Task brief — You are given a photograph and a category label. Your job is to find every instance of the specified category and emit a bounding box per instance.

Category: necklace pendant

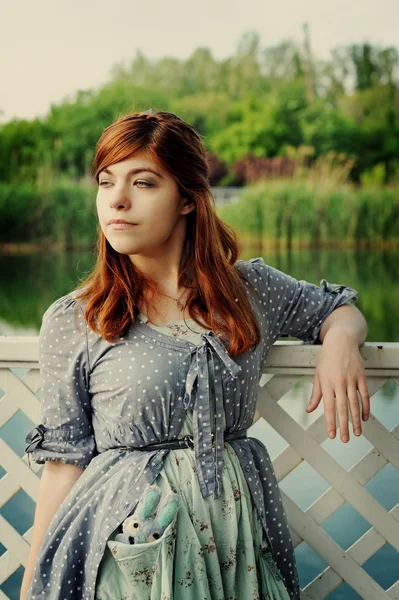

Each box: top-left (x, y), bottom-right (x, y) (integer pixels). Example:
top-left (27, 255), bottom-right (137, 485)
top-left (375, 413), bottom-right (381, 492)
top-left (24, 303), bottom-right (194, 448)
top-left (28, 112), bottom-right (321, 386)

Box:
top-left (176, 300), bottom-right (184, 310)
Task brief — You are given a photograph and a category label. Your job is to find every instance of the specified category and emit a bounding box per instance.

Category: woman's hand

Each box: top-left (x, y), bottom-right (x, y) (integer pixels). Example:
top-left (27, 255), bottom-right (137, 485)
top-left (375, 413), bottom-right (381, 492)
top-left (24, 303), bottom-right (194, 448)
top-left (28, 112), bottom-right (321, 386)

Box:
top-left (305, 330), bottom-right (370, 442)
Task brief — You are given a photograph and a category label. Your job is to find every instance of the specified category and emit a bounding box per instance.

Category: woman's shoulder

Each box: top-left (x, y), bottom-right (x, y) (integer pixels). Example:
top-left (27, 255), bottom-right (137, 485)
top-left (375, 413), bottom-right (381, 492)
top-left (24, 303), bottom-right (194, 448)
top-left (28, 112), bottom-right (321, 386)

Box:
top-left (235, 256), bottom-right (269, 286)
top-left (41, 287), bottom-right (89, 338)
top-left (235, 256), bottom-right (269, 271)
top-left (43, 288), bottom-right (84, 314)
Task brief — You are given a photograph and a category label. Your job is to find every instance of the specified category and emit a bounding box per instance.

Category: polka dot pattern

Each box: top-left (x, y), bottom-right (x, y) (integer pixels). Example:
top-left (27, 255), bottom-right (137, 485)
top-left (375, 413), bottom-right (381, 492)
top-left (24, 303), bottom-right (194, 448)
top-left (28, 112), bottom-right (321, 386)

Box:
top-left (237, 257), bottom-right (359, 371)
top-left (23, 257), bottom-right (358, 600)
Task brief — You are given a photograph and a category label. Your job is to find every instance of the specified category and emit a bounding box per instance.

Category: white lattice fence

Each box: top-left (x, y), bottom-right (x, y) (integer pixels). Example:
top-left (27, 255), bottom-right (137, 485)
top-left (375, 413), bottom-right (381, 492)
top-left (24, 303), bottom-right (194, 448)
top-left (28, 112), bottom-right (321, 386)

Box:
top-left (255, 341), bottom-right (399, 600)
top-left (0, 337), bottom-right (398, 600)
top-left (0, 337), bottom-right (43, 600)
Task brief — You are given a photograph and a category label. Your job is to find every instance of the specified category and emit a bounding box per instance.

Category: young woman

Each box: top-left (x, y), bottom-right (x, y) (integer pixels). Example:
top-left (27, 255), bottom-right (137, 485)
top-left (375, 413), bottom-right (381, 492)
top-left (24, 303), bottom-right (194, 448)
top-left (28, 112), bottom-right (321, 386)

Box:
top-left (21, 110), bottom-right (369, 600)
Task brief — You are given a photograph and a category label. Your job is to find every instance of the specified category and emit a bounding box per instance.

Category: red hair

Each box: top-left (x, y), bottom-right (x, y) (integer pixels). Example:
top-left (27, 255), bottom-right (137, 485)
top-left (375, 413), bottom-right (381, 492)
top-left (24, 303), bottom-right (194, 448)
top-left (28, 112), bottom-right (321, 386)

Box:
top-left (75, 110), bottom-right (261, 356)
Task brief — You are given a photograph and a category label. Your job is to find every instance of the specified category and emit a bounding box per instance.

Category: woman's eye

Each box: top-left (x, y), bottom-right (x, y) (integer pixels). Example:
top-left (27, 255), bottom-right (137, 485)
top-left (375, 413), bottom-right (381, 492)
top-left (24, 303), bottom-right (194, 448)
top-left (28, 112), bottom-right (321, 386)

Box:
top-left (135, 181), bottom-right (152, 187)
top-left (98, 180), bottom-right (153, 188)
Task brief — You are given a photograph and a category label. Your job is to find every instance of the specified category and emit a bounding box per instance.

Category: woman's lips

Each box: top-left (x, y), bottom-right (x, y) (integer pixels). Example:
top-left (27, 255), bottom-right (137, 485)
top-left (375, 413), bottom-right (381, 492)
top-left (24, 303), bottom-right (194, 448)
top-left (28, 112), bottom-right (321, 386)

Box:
top-left (109, 223), bottom-right (138, 229)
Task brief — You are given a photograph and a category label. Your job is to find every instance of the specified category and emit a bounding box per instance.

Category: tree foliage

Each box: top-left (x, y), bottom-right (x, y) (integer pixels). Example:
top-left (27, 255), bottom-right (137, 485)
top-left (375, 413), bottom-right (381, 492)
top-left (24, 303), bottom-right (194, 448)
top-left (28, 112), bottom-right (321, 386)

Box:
top-left (0, 32), bottom-right (398, 186)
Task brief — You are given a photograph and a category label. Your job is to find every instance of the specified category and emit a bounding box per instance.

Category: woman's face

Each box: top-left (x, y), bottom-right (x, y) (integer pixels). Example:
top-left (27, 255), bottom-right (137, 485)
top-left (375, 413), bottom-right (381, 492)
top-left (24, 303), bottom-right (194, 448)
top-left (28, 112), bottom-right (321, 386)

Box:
top-left (96, 151), bottom-right (193, 258)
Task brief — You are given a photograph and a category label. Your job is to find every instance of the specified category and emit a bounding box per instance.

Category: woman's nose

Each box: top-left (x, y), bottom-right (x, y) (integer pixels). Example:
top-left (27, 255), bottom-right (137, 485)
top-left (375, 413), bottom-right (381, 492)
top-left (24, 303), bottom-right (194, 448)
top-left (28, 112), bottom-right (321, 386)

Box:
top-left (109, 186), bottom-right (131, 209)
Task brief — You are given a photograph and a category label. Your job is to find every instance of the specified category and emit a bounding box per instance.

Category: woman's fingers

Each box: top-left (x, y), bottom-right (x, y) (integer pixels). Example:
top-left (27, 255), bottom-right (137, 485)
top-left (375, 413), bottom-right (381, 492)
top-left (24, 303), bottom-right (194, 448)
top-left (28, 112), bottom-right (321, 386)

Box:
top-left (358, 375), bottom-right (371, 421)
top-left (306, 373), bottom-right (322, 412)
top-left (347, 384), bottom-right (362, 435)
top-left (313, 345), bottom-right (370, 443)
top-left (335, 386), bottom-right (350, 442)
top-left (324, 384), bottom-right (366, 442)
top-left (322, 388), bottom-right (338, 439)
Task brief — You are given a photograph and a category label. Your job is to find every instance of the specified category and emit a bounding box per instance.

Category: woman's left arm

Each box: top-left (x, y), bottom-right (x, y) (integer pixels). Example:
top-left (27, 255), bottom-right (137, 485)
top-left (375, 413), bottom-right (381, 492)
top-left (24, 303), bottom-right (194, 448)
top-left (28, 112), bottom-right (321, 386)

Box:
top-left (306, 304), bottom-right (370, 443)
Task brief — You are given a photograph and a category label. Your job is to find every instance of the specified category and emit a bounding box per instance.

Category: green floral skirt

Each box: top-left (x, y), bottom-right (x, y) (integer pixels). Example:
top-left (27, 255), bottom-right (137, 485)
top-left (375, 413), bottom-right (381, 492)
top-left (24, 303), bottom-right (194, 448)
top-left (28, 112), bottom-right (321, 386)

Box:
top-left (94, 443), bottom-right (291, 600)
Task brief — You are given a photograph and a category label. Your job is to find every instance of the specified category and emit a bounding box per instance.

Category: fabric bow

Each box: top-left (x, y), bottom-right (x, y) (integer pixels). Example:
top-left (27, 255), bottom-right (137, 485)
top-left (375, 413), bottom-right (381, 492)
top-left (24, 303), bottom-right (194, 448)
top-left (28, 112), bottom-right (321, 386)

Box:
top-left (320, 279), bottom-right (358, 297)
top-left (183, 331), bottom-right (242, 499)
top-left (25, 424), bottom-right (46, 466)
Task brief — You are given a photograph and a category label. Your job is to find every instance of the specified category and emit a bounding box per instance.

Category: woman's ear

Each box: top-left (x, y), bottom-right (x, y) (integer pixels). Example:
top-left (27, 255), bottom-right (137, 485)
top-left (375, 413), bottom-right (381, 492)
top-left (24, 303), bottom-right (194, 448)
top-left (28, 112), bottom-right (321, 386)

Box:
top-left (180, 199), bottom-right (195, 215)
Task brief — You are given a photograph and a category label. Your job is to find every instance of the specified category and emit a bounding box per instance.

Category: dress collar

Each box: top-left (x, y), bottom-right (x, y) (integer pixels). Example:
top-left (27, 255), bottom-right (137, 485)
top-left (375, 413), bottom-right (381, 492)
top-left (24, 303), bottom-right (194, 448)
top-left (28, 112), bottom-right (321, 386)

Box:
top-left (132, 314), bottom-right (227, 350)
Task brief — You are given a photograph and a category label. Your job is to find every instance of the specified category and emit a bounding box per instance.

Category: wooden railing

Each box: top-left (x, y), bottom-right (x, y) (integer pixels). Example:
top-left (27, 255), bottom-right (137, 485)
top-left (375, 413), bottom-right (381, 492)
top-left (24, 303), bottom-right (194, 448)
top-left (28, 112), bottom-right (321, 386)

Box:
top-left (0, 337), bottom-right (398, 600)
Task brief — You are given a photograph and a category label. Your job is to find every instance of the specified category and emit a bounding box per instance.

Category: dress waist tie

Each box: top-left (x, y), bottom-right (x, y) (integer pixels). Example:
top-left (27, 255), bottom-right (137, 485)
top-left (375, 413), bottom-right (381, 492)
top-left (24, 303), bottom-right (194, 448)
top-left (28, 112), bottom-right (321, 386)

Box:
top-left (117, 427), bottom-right (248, 453)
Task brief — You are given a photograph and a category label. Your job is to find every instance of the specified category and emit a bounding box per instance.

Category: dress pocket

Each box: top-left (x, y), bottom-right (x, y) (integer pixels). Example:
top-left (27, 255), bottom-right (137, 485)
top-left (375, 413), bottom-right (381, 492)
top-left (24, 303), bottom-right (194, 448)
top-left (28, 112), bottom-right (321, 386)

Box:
top-left (106, 505), bottom-right (180, 600)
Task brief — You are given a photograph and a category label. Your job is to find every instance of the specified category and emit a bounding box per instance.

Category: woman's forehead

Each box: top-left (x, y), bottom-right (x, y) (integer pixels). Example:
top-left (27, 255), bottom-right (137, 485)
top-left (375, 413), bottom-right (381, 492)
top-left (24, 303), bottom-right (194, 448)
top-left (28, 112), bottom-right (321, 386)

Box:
top-left (100, 154), bottom-right (166, 178)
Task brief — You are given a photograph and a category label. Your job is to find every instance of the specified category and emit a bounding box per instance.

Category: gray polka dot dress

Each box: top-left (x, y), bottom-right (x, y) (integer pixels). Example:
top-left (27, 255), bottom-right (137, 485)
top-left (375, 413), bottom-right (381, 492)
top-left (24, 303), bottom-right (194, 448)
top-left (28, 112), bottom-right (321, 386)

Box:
top-left (24, 257), bottom-right (359, 600)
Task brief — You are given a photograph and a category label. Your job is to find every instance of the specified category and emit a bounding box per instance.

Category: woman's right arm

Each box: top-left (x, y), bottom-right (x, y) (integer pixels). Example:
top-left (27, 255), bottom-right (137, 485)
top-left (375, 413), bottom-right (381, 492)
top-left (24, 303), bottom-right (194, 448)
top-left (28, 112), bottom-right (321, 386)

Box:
top-left (21, 294), bottom-right (97, 598)
top-left (20, 461), bottom-right (84, 600)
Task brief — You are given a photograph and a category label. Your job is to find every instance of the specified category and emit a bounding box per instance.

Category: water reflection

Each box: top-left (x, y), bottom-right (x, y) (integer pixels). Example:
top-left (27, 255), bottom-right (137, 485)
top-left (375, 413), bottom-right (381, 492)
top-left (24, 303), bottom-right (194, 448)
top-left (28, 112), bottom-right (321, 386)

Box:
top-left (0, 247), bottom-right (398, 342)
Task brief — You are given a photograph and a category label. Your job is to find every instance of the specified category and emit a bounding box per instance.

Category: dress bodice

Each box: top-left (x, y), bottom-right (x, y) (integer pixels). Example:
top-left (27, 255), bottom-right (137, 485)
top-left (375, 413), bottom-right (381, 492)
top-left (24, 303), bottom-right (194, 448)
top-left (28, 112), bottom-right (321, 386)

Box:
top-left (136, 312), bottom-right (222, 438)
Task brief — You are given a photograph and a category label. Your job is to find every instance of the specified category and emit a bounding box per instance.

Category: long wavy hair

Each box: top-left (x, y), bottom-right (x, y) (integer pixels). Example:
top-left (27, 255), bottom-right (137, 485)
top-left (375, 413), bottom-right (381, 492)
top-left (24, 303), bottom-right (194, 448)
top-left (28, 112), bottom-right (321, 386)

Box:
top-left (75, 109), bottom-right (261, 356)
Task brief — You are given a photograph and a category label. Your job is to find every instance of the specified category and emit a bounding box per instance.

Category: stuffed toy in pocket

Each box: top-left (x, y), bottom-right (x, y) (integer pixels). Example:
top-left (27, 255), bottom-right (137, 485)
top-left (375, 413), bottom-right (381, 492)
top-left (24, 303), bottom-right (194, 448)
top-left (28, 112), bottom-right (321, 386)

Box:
top-left (115, 484), bottom-right (180, 544)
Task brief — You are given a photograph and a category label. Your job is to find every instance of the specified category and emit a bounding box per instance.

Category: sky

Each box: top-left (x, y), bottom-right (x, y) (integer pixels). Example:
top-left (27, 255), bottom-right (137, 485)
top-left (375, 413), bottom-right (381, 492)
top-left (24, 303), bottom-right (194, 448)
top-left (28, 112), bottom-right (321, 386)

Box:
top-left (2, 0), bottom-right (398, 123)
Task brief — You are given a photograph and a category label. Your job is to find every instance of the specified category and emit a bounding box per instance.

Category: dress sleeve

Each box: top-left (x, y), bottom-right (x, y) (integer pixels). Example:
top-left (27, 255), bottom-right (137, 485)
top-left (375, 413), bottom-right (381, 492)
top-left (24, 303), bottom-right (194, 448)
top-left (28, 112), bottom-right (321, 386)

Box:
top-left (240, 256), bottom-right (359, 346)
top-left (24, 293), bottom-right (97, 469)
